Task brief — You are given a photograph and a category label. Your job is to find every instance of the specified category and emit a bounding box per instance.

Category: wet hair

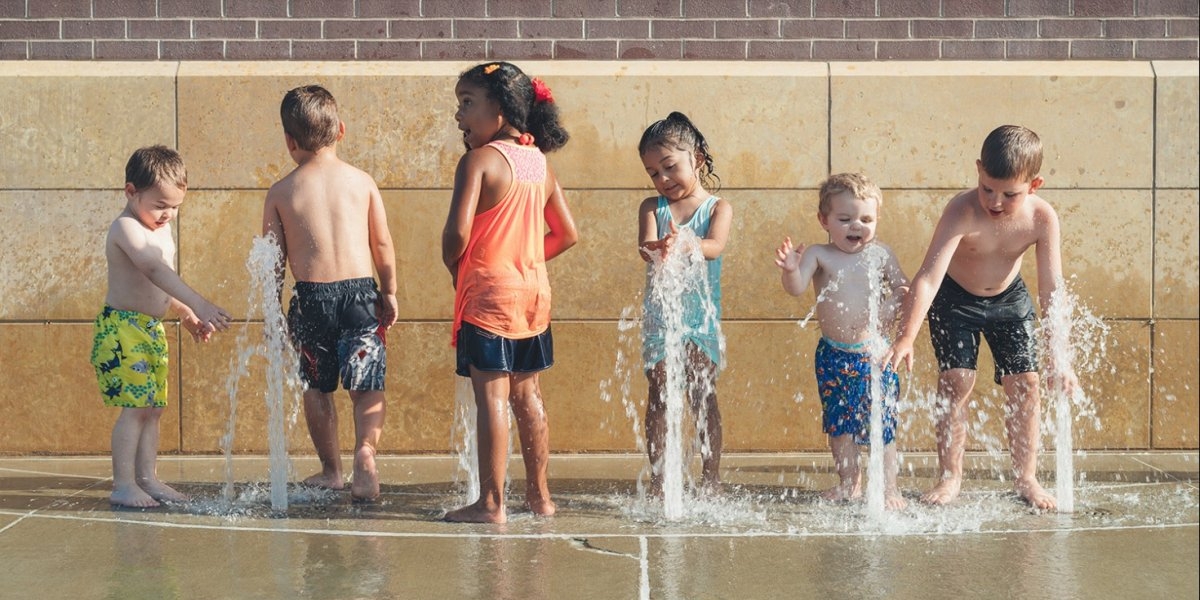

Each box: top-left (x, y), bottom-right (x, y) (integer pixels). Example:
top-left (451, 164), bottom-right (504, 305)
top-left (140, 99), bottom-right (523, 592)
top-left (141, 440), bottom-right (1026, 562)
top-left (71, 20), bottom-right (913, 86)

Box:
top-left (125, 145), bottom-right (187, 191)
top-left (818, 172), bottom-right (882, 215)
top-left (458, 62), bottom-right (569, 153)
top-left (979, 124), bottom-right (1043, 182)
top-left (638, 112), bottom-right (720, 192)
top-left (280, 85), bottom-right (341, 152)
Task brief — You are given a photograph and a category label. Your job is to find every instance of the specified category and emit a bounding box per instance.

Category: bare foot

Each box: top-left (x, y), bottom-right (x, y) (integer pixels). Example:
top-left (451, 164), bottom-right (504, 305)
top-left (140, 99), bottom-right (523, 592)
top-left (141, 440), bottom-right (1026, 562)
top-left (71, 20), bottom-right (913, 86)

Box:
top-left (884, 488), bottom-right (908, 511)
top-left (920, 478), bottom-right (961, 505)
top-left (350, 447), bottom-right (380, 502)
top-left (700, 477), bottom-right (724, 497)
top-left (444, 502), bottom-right (506, 524)
top-left (110, 484), bottom-right (160, 509)
top-left (302, 472), bottom-right (345, 490)
top-left (524, 498), bottom-right (556, 517)
top-left (1015, 477), bottom-right (1057, 511)
top-left (139, 479), bottom-right (189, 503)
top-left (821, 480), bottom-right (862, 503)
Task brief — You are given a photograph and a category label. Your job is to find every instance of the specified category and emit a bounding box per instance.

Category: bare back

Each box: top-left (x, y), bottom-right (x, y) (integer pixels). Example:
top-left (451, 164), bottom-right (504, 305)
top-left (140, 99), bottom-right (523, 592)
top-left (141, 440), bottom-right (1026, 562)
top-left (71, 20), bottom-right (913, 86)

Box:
top-left (264, 153), bottom-right (382, 283)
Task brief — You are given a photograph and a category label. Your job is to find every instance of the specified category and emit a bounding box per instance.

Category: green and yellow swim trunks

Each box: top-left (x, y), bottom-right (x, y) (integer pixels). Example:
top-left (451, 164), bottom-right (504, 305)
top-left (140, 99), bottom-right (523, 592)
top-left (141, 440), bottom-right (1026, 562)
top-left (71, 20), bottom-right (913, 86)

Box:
top-left (90, 306), bottom-right (169, 408)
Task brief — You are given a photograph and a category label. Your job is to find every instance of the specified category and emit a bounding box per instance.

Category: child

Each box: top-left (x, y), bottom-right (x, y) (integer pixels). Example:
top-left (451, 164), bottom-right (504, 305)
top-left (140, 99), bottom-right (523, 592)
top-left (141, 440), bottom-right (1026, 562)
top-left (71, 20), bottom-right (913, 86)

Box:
top-left (638, 112), bottom-right (732, 495)
top-left (775, 172), bottom-right (909, 510)
top-left (441, 62), bottom-right (577, 524)
top-left (884, 125), bottom-right (1078, 510)
top-left (263, 85), bottom-right (398, 502)
top-left (92, 145), bottom-right (231, 508)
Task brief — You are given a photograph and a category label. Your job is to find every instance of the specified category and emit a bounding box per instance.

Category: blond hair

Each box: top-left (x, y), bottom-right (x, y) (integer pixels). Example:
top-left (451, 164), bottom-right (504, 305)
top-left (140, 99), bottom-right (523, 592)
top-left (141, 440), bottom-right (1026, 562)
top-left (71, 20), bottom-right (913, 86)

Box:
top-left (818, 172), bottom-right (881, 215)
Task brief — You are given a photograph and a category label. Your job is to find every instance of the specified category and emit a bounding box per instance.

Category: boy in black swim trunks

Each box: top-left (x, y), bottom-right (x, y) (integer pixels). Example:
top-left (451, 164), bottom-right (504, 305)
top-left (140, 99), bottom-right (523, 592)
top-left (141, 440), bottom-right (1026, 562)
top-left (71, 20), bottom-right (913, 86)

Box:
top-left (263, 85), bottom-right (398, 501)
top-left (884, 125), bottom-right (1079, 511)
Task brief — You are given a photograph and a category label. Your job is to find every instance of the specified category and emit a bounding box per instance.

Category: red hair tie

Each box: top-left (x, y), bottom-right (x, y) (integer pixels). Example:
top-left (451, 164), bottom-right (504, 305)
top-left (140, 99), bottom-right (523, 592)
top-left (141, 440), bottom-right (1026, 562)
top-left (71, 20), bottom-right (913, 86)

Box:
top-left (518, 133), bottom-right (536, 146)
top-left (531, 78), bottom-right (554, 104)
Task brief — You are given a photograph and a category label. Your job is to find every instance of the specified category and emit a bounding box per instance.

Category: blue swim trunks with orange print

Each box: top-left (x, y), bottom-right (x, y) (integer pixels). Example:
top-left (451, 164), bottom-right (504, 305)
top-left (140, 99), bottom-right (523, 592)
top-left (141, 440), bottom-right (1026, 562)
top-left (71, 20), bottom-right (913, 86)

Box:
top-left (814, 337), bottom-right (898, 446)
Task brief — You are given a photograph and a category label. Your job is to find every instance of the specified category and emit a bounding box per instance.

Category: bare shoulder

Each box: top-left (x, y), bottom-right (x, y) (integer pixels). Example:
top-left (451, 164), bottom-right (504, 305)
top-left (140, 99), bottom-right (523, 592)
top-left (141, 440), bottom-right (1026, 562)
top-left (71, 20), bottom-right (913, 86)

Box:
top-left (711, 196), bottom-right (733, 215)
top-left (638, 195), bottom-right (660, 212)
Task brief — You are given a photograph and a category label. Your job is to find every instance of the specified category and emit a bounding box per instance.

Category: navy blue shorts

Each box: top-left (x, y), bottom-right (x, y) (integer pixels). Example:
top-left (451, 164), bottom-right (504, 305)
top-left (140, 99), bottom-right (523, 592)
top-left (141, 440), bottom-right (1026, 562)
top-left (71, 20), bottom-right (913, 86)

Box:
top-left (287, 278), bottom-right (386, 393)
top-left (455, 321), bottom-right (554, 377)
top-left (928, 276), bottom-right (1039, 385)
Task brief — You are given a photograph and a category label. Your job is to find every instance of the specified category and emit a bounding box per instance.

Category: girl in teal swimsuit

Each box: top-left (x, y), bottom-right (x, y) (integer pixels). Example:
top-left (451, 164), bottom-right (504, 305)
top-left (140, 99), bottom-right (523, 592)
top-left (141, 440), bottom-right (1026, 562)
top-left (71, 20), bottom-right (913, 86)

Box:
top-left (636, 112), bottom-right (733, 495)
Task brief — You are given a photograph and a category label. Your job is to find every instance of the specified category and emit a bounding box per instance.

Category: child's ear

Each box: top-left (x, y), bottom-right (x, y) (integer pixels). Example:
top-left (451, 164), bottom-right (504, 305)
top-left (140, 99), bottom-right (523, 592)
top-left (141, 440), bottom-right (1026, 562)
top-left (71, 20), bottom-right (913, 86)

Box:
top-left (284, 133), bottom-right (298, 152)
top-left (337, 120), bottom-right (346, 142)
top-left (123, 182), bottom-right (136, 199)
top-left (1028, 175), bottom-right (1045, 193)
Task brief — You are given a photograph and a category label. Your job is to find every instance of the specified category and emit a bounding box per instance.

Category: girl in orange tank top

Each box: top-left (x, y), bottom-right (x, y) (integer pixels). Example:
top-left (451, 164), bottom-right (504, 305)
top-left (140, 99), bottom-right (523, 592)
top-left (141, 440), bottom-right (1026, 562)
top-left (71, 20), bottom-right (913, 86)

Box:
top-left (440, 62), bottom-right (578, 524)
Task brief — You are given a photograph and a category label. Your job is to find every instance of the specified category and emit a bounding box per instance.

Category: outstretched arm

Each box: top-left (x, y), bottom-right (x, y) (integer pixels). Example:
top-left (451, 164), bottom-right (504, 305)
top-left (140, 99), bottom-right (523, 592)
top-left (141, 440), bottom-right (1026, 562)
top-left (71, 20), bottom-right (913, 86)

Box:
top-left (261, 189), bottom-right (289, 302)
top-left (884, 203), bottom-right (964, 371)
top-left (637, 197), bottom-right (672, 262)
top-left (1033, 200), bottom-right (1078, 396)
top-left (112, 219), bottom-right (230, 332)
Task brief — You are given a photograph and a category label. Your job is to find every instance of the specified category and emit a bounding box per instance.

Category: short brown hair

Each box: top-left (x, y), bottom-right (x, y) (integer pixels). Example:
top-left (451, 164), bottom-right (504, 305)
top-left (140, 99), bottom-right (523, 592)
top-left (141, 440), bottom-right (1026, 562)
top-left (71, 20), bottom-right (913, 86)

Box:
top-left (818, 172), bottom-right (882, 215)
top-left (281, 85), bottom-right (340, 152)
top-left (979, 125), bottom-right (1042, 182)
top-left (125, 145), bottom-right (186, 191)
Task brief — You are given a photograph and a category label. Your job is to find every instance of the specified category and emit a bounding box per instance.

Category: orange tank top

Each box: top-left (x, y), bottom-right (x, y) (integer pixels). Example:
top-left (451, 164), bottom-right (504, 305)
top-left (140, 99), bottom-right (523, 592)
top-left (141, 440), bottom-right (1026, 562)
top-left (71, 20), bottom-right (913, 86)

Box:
top-left (451, 141), bottom-right (552, 345)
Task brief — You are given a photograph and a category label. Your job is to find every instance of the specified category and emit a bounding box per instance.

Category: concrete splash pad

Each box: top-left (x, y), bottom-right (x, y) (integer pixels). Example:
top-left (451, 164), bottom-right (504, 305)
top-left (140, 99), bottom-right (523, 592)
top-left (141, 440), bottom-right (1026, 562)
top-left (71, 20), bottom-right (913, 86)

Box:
top-left (1, 452), bottom-right (1195, 599)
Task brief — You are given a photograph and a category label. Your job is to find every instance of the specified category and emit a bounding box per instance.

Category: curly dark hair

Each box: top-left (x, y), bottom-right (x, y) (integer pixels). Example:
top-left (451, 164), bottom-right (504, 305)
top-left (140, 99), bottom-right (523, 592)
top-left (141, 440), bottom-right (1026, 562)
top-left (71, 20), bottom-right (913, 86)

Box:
top-left (458, 62), bottom-right (569, 153)
top-left (638, 111), bottom-right (720, 192)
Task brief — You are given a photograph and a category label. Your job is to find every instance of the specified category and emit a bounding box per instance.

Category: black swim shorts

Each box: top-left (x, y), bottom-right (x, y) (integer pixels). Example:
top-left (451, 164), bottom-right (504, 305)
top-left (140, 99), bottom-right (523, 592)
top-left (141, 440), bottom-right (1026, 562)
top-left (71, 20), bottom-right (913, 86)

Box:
top-left (455, 321), bottom-right (553, 378)
top-left (287, 278), bottom-right (386, 393)
top-left (928, 276), bottom-right (1039, 385)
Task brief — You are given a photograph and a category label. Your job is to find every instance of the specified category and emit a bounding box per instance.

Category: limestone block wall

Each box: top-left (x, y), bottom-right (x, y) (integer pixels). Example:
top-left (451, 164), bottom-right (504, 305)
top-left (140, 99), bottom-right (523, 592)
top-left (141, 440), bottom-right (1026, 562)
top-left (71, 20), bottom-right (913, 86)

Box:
top-left (0, 60), bottom-right (1195, 455)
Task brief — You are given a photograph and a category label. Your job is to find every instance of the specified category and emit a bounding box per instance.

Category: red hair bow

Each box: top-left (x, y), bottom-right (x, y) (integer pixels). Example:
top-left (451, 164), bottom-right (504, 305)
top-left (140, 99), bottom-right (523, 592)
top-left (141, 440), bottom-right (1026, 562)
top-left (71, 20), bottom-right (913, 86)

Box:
top-left (531, 78), bottom-right (554, 104)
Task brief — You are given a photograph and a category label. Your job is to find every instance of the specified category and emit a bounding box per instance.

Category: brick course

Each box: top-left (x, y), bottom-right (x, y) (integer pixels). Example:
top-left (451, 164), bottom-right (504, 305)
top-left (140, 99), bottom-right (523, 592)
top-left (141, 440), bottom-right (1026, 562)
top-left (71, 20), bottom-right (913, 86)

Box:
top-left (0, 1), bottom-right (1194, 60)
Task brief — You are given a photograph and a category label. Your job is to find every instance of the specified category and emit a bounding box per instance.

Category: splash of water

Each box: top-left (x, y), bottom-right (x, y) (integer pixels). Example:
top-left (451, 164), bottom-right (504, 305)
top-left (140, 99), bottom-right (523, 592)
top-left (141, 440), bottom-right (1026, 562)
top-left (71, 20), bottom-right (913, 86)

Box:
top-left (451, 376), bottom-right (480, 505)
top-left (861, 244), bottom-right (890, 524)
top-left (1042, 283), bottom-right (1109, 513)
top-left (220, 234), bottom-right (303, 512)
top-left (642, 228), bottom-right (722, 521)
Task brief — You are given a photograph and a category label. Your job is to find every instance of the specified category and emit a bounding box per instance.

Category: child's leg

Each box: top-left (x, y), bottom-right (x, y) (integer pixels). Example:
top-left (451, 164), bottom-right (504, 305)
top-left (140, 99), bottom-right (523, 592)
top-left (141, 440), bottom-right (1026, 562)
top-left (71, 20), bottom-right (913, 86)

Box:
top-left (921, 368), bottom-right (976, 505)
top-left (347, 389), bottom-right (386, 501)
top-left (110, 408), bottom-right (159, 508)
top-left (822, 434), bottom-right (861, 502)
top-left (445, 368), bottom-right (510, 523)
top-left (687, 351), bottom-right (722, 491)
top-left (883, 443), bottom-right (907, 510)
top-left (1002, 372), bottom-right (1056, 510)
top-left (132, 406), bottom-right (187, 502)
top-left (510, 372), bottom-right (555, 516)
top-left (643, 363), bottom-right (667, 496)
top-left (301, 388), bottom-right (344, 489)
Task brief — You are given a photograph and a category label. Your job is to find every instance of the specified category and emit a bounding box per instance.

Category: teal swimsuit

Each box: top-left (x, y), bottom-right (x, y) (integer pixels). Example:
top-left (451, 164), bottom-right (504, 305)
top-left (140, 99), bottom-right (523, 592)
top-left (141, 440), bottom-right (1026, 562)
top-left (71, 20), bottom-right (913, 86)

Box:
top-left (641, 195), bottom-right (724, 370)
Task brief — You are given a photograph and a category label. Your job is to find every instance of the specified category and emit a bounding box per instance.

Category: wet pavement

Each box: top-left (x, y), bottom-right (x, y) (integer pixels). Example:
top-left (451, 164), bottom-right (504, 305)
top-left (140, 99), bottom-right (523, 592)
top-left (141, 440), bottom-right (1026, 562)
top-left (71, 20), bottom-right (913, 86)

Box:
top-left (0, 452), bottom-right (1196, 599)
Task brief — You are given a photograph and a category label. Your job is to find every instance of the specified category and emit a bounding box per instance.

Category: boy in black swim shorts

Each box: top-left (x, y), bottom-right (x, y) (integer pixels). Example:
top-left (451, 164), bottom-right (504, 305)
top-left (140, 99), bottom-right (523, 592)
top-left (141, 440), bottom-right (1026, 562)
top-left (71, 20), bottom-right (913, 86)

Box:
top-left (885, 125), bottom-right (1079, 511)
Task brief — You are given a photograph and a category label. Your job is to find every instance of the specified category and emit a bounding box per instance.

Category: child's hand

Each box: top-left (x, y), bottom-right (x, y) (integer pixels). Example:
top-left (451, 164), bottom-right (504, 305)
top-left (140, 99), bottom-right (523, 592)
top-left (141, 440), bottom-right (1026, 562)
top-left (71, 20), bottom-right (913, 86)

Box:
top-left (1046, 362), bottom-right (1079, 398)
top-left (640, 220), bottom-right (679, 259)
top-left (377, 293), bottom-right (398, 330)
top-left (193, 301), bottom-right (232, 334)
top-left (883, 339), bottom-right (914, 373)
top-left (182, 314), bottom-right (214, 342)
top-left (775, 237), bottom-right (805, 272)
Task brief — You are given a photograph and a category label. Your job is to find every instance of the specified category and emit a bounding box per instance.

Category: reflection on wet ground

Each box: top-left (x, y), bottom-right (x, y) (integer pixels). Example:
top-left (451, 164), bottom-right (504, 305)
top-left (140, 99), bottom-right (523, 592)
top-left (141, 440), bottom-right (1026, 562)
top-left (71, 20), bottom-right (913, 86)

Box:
top-left (1, 452), bottom-right (1196, 599)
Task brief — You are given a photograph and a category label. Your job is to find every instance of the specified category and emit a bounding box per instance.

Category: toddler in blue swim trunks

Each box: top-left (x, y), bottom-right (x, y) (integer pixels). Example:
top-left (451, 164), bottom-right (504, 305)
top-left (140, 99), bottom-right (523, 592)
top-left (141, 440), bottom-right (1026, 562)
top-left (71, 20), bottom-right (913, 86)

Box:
top-left (776, 173), bottom-right (910, 510)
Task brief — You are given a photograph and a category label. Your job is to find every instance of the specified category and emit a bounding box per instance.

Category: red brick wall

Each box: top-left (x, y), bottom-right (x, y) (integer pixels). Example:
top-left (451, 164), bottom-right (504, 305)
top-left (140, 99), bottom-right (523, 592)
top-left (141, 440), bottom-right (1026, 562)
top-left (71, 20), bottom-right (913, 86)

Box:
top-left (0, 0), bottom-right (1196, 60)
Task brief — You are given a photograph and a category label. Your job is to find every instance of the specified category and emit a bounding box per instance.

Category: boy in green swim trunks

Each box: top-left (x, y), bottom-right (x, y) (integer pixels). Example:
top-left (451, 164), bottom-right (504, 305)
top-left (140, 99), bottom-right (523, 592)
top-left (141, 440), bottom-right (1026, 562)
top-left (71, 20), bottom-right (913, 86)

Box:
top-left (91, 145), bottom-right (231, 508)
